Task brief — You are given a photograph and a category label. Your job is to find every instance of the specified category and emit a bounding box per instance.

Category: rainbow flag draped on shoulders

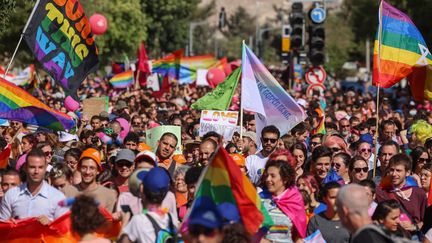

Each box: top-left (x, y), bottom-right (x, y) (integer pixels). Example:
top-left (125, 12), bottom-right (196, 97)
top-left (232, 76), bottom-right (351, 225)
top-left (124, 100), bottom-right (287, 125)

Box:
top-left (109, 70), bottom-right (134, 89)
top-left (373, 1), bottom-right (432, 101)
top-left (0, 77), bottom-right (74, 131)
top-left (187, 147), bottom-right (273, 234)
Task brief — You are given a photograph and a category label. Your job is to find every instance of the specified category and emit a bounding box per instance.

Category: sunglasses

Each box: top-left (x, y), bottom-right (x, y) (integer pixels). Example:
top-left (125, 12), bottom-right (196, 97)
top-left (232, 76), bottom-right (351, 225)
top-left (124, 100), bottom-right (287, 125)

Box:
top-left (132, 122), bottom-right (142, 126)
top-left (263, 138), bottom-right (278, 144)
top-left (189, 225), bottom-right (217, 237)
top-left (310, 142), bottom-right (320, 146)
top-left (332, 162), bottom-right (342, 170)
top-left (116, 161), bottom-right (133, 168)
top-left (360, 148), bottom-right (372, 153)
top-left (353, 167), bottom-right (368, 173)
top-left (44, 151), bottom-right (53, 156)
top-left (418, 158), bottom-right (430, 163)
top-left (330, 147), bottom-right (341, 153)
top-left (341, 124), bottom-right (350, 128)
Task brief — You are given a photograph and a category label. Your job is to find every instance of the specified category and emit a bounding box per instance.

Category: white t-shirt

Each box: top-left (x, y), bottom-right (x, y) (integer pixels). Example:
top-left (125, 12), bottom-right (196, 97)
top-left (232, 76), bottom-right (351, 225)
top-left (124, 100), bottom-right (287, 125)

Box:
top-left (122, 212), bottom-right (178, 243)
top-left (246, 151), bottom-right (268, 186)
top-left (426, 228), bottom-right (432, 241)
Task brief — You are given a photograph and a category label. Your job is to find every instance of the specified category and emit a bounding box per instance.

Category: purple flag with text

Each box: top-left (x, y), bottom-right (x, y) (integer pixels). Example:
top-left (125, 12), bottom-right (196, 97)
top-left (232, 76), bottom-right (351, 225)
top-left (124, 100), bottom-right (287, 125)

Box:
top-left (241, 43), bottom-right (306, 143)
top-left (23, 0), bottom-right (99, 98)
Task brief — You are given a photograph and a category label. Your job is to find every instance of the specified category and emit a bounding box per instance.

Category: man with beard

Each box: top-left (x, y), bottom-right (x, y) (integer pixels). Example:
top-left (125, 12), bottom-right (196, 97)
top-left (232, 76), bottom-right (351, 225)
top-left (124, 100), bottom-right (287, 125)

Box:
top-left (198, 138), bottom-right (217, 166)
top-left (0, 149), bottom-right (67, 224)
top-left (339, 118), bottom-right (351, 142)
top-left (156, 132), bottom-right (178, 178)
top-left (246, 125), bottom-right (280, 186)
top-left (76, 147), bottom-right (117, 212)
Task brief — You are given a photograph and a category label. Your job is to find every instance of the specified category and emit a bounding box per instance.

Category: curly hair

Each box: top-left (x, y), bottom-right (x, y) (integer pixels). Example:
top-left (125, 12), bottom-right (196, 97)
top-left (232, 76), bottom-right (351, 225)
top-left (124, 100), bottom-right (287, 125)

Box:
top-left (261, 160), bottom-right (296, 189)
top-left (71, 195), bottom-right (107, 237)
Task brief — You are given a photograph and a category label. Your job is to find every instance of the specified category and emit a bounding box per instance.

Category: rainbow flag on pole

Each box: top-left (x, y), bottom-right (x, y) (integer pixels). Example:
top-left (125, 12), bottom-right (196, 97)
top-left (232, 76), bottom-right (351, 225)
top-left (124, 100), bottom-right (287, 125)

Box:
top-left (110, 70), bottom-right (134, 89)
top-left (373, 1), bottom-right (432, 100)
top-left (187, 147), bottom-right (273, 234)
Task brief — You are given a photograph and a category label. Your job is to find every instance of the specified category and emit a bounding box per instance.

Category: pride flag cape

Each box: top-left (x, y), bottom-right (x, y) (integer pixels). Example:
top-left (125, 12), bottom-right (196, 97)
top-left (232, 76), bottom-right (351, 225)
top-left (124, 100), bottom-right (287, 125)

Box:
top-left (0, 77), bottom-right (75, 131)
top-left (0, 208), bottom-right (120, 243)
top-left (110, 70), bottom-right (134, 89)
top-left (187, 147), bottom-right (273, 234)
top-left (373, 1), bottom-right (432, 100)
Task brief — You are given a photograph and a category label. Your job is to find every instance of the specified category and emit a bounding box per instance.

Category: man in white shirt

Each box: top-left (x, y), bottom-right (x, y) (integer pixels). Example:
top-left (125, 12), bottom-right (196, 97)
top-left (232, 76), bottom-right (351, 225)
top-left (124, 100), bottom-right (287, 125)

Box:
top-left (246, 125), bottom-right (280, 186)
top-left (0, 149), bottom-right (67, 224)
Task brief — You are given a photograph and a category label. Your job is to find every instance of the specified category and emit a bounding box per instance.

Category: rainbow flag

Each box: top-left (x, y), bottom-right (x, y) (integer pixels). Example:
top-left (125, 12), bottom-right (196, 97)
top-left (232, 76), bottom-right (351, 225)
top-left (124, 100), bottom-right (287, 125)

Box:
top-left (151, 49), bottom-right (184, 79)
top-left (0, 77), bottom-right (75, 131)
top-left (0, 207), bottom-right (120, 242)
top-left (110, 70), bottom-right (134, 89)
top-left (373, 1), bottom-right (432, 100)
top-left (188, 147), bottom-right (273, 234)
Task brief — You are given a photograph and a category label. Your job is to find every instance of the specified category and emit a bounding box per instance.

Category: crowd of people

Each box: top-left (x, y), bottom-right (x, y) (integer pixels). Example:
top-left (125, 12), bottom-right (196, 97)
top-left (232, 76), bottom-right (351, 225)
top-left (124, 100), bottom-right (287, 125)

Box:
top-left (0, 72), bottom-right (431, 243)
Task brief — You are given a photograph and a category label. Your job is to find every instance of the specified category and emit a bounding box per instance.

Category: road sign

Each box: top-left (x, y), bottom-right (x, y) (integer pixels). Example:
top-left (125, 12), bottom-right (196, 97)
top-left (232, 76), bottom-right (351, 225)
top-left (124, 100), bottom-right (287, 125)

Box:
top-left (306, 83), bottom-right (326, 97)
top-left (305, 66), bottom-right (327, 84)
top-left (310, 7), bottom-right (326, 24)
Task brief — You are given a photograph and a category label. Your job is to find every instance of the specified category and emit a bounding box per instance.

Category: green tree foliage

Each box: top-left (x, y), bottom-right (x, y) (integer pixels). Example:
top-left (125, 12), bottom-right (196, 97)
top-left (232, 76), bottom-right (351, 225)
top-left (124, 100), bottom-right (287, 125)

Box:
top-left (82, 0), bottom-right (148, 63)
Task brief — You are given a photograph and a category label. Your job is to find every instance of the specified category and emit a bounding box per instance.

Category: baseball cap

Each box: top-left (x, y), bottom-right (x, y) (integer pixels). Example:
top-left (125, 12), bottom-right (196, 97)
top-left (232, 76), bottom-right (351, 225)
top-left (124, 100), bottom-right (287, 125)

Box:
top-left (79, 148), bottom-right (102, 171)
top-left (129, 168), bottom-right (151, 197)
top-left (139, 167), bottom-right (171, 193)
top-left (115, 149), bottom-right (135, 163)
top-left (135, 150), bottom-right (157, 165)
top-left (115, 100), bottom-right (127, 110)
top-left (189, 198), bottom-right (223, 229)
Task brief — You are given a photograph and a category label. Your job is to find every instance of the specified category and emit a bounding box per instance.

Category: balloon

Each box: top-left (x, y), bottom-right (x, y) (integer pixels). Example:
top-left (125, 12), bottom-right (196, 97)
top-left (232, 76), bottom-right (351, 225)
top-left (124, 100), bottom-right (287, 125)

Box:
top-left (223, 63), bottom-right (232, 76)
top-left (206, 68), bottom-right (226, 88)
top-left (89, 14), bottom-right (108, 35)
top-left (64, 95), bottom-right (79, 112)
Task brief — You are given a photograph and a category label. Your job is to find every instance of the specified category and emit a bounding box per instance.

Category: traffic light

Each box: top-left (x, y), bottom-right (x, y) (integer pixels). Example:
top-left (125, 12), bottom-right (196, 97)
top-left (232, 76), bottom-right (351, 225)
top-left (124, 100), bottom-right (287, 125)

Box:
top-left (290, 3), bottom-right (304, 50)
top-left (309, 23), bottom-right (325, 65)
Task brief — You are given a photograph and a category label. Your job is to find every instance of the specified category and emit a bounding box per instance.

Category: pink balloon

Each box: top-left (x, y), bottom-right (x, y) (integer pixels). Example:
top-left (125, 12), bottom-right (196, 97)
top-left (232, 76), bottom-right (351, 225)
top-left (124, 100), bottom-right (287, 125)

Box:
top-left (206, 68), bottom-right (226, 88)
top-left (64, 95), bottom-right (79, 112)
top-left (116, 118), bottom-right (130, 140)
top-left (89, 14), bottom-right (108, 35)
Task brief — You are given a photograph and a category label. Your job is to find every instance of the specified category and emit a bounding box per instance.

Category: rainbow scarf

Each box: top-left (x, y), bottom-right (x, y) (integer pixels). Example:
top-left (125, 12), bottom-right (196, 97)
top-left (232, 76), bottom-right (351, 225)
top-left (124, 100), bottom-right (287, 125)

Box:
top-left (373, 1), bottom-right (432, 100)
top-left (188, 147), bottom-right (273, 234)
top-left (110, 70), bottom-right (134, 89)
top-left (0, 77), bottom-right (75, 131)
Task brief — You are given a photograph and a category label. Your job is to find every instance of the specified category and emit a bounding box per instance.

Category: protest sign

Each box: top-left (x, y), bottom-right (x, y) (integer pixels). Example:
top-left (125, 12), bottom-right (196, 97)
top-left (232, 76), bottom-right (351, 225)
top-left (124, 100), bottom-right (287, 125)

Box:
top-left (146, 125), bottom-right (182, 154)
top-left (82, 97), bottom-right (108, 119)
top-left (199, 110), bottom-right (239, 140)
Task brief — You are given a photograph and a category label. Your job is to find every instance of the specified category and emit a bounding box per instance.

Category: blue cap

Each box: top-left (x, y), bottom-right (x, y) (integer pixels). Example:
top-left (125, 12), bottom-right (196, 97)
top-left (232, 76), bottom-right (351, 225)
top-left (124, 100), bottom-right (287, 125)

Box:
top-left (189, 198), bottom-right (223, 229)
top-left (359, 134), bottom-right (374, 147)
top-left (140, 167), bottom-right (170, 193)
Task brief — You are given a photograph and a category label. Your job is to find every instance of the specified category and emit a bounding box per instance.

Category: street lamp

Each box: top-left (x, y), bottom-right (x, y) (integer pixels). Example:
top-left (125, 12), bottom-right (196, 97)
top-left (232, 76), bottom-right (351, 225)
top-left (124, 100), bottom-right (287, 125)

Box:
top-left (189, 21), bottom-right (206, 56)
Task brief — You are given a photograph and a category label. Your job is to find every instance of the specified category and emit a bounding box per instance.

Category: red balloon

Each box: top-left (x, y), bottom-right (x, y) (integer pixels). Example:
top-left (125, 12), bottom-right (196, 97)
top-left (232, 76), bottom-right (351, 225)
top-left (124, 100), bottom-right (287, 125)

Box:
top-left (89, 14), bottom-right (108, 35)
top-left (206, 68), bottom-right (226, 88)
top-left (223, 63), bottom-right (232, 76)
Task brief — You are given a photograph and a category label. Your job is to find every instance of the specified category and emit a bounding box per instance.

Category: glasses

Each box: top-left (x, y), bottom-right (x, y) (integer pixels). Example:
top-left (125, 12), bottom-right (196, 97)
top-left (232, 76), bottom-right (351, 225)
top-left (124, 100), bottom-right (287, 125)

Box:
top-left (44, 151), bottom-right (53, 156)
top-left (116, 161), bottom-right (133, 168)
top-left (263, 138), bottom-right (277, 144)
top-left (132, 122), bottom-right (142, 126)
top-left (189, 225), bottom-right (216, 237)
top-left (418, 158), bottom-right (430, 163)
top-left (353, 167), bottom-right (368, 173)
top-left (10, 122), bottom-right (20, 126)
top-left (330, 147), bottom-right (341, 153)
top-left (341, 124), bottom-right (350, 128)
top-left (360, 148), bottom-right (372, 153)
top-left (332, 162), bottom-right (342, 170)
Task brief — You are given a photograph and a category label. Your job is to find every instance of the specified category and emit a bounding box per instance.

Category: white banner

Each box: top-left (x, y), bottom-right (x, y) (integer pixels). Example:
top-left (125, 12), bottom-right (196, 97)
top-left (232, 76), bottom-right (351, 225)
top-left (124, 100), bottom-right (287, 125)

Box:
top-left (199, 110), bottom-right (238, 140)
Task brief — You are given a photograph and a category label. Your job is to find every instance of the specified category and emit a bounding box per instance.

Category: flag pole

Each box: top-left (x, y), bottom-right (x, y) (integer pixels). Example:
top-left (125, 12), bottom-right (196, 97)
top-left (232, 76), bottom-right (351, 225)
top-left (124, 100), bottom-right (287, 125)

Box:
top-left (134, 70), bottom-right (141, 90)
top-left (3, 0), bottom-right (41, 78)
top-left (240, 40), bottom-right (245, 150)
top-left (373, 0), bottom-right (384, 178)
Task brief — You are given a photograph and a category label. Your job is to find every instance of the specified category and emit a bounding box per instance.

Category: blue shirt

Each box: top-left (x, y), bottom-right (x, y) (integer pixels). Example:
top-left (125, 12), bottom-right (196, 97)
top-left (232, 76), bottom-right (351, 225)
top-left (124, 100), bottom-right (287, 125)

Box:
top-left (0, 181), bottom-right (67, 221)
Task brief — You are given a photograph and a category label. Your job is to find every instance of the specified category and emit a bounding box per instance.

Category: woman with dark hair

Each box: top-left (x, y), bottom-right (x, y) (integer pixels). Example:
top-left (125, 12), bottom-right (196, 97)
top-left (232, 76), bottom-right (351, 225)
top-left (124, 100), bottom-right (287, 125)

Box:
top-left (372, 200), bottom-right (409, 238)
top-left (332, 152), bottom-right (351, 183)
top-left (64, 148), bottom-right (82, 172)
top-left (348, 156), bottom-right (369, 184)
top-left (71, 195), bottom-right (110, 242)
top-left (410, 146), bottom-right (430, 186)
top-left (20, 134), bottom-right (36, 155)
top-left (290, 143), bottom-right (307, 178)
top-left (259, 160), bottom-right (307, 242)
top-left (420, 163), bottom-right (432, 195)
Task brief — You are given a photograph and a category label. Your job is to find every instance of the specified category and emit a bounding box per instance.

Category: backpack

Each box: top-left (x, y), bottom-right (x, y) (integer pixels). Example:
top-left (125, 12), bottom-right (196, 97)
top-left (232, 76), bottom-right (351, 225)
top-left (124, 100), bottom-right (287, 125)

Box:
top-left (353, 224), bottom-right (416, 243)
top-left (145, 213), bottom-right (177, 243)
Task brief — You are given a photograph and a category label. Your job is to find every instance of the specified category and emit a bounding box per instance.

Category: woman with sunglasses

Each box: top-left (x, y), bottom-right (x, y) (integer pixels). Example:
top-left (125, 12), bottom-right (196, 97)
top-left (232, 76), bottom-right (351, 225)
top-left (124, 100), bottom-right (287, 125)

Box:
top-left (410, 146), bottom-right (430, 186)
top-left (332, 152), bottom-right (351, 184)
top-left (348, 156), bottom-right (369, 184)
top-left (260, 160), bottom-right (307, 242)
top-left (323, 134), bottom-right (350, 155)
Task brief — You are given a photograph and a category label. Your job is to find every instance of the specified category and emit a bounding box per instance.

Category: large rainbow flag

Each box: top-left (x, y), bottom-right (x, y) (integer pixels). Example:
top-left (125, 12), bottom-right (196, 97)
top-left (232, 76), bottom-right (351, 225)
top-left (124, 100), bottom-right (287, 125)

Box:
top-left (187, 147), bottom-right (273, 234)
top-left (372, 1), bottom-right (432, 100)
top-left (0, 208), bottom-right (120, 242)
top-left (0, 77), bottom-right (75, 131)
top-left (110, 70), bottom-right (134, 89)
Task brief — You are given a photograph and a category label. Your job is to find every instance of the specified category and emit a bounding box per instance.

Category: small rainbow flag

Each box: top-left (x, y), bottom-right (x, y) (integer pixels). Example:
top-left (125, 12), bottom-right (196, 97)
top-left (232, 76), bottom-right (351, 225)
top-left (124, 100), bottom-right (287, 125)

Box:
top-left (187, 147), bottom-right (273, 234)
top-left (0, 77), bottom-right (75, 131)
top-left (373, 1), bottom-right (432, 100)
top-left (110, 70), bottom-right (134, 89)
